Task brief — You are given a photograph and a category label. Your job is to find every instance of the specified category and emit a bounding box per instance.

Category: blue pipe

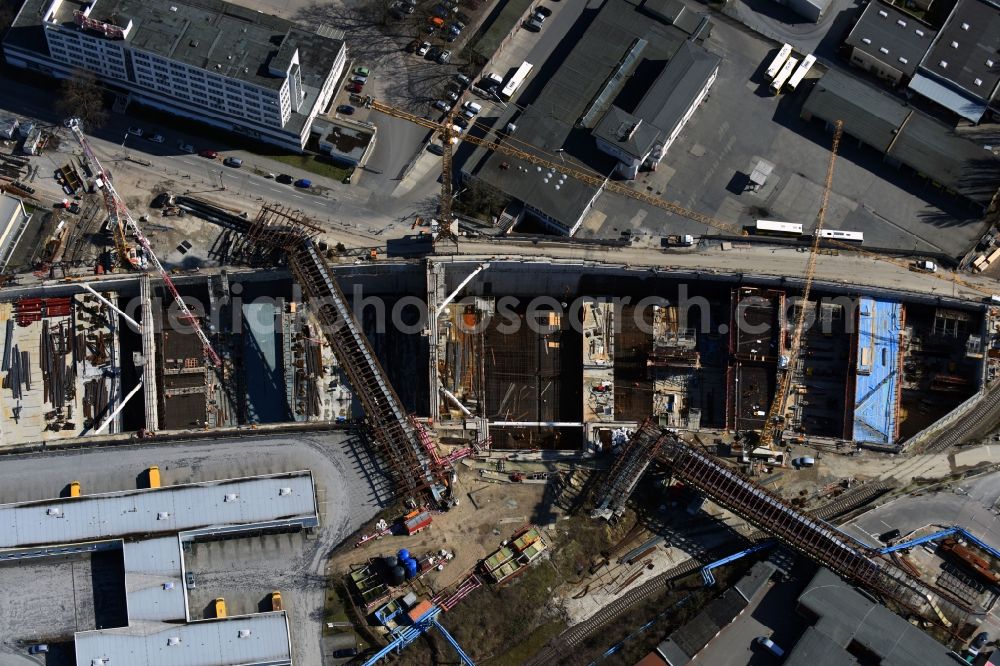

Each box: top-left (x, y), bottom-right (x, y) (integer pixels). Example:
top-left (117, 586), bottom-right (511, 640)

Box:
top-left (433, 619), bottom-right (476, 666)
top-left (878, 527), bottom-right (959, 554)
top-left (700, 542), bottom-right (774, 586)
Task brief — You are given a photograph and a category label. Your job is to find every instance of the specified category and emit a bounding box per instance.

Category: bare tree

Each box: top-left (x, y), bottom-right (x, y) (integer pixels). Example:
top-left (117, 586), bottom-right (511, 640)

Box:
top-left (56, 68), bottom-right (108, 130)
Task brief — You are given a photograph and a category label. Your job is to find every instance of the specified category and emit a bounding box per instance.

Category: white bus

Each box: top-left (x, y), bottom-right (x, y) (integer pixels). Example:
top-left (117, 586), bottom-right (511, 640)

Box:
top-left (500, 61), bottom-right (533, 101)
top-left (787, 54), bottom-right (816, 91)
top-left (755, 220), bottom-right (803, 237)
top-left (818, 229), bottom-right (864, 243)
top-left (765, 44), bottom-right (793, 80)
top-left (770, 56), bottom-right (798, 93)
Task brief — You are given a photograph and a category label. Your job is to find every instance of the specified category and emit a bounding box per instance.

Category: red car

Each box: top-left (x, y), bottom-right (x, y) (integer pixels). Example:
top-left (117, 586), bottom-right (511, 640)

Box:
top-left (348, 82), bottom-right (363, 93)
top-left (198, 149), bottom-right (218, 159)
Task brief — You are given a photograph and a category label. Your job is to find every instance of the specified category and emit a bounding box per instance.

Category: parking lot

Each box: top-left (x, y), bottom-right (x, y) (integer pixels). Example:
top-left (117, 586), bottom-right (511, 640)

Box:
top-left (0, 550), bottom-right (125, 666)
top-left (580, 14), bottom-right (987, 258)
top-left (0, 431), bottom-right (386, 666)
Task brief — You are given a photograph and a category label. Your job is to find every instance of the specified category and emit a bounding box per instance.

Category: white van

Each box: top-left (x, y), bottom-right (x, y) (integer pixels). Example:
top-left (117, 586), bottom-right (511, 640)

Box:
top-left (463, 101), bottom-right (482, 117)
top-left (756, 636), bottom-right (784, 657)
top-left (914, 260), bottom-right (937, 273)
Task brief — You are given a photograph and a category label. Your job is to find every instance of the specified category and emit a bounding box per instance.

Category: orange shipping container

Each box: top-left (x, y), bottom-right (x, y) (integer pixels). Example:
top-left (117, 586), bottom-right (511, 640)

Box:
top-left (407, 600), bottom-right (434, 623)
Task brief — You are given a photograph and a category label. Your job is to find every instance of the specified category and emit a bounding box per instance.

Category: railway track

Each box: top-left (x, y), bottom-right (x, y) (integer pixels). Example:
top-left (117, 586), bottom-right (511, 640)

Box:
top-left (523, 479), bottom-right (895, 666)
top-left (923, 384), bottom-right (1000, 453)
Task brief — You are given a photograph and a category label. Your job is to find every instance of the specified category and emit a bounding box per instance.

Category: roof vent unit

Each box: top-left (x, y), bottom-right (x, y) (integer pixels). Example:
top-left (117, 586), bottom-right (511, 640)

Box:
top-left (880, 47), bottom-right (889, 54)
top-left (988, 59), bottom-right (995, 67)
top-left (896, 19), bottom-right (906, 26)
top-left (157, 512), bottom-right (170, 520)
top-left (167, 637), bottom-right (181, 646)
top-left (940, 60), bottom-right (948, 68)
top-left (238, 630), bottom-right (252, 638)
top-left (878, 9), bottom-right (888, 16)
top-left (92, 660), bottom-right (108, 666)
top-left (190, 40), bottom-right (199, 47)
top-left (899, 56), bottom-right (908, 64)
top-left (224, 493), bottom-right (239, 502)
top-left (163, 582), bottom-right (175, 590)
top-left (915, 29), bottom-right (924, 36)
top-left (47, 507), bottom-right (62, 517)
top-left (862, 37), bottom-right (871, 44)
top-left (975, 78), bottom-right (983, 86)
top-left (279, 487), bottom-right (292, 496)
top-left (962, 22), bottom-right (970, 29)
top-left (951, 41), bottom-right (959, 48)
top-left (170, 5), bottom-right (178, 10)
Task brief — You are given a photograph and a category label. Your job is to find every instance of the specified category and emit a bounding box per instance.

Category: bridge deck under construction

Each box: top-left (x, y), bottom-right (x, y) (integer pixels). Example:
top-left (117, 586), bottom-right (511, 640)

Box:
top-left (248, 206), bottom-right (433, 497)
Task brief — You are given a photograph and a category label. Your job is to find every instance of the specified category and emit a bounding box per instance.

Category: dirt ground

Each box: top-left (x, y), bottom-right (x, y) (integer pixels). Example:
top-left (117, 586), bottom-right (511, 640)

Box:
top-left (329, 474), bottom-right (556, 593)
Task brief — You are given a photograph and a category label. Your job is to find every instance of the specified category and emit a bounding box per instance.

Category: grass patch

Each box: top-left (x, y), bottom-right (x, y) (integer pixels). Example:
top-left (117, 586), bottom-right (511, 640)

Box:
top-left (270, 152), bottom-right (353, 182)
top-left (492, 620), bottom-right (567, 666)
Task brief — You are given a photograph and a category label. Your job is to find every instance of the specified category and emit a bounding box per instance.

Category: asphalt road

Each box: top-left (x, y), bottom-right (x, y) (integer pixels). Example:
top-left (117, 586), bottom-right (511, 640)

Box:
top-left (0, 431), bottom-right (387, 665)
top-left (844, 472), bottom-right (1000, 549)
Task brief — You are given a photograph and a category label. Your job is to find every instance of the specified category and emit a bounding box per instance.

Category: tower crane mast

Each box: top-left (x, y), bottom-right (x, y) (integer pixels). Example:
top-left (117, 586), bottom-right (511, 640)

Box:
top-left (65, 119), bottom-right (222, 367)
top-left (758, 120), bottom-right (844, 451)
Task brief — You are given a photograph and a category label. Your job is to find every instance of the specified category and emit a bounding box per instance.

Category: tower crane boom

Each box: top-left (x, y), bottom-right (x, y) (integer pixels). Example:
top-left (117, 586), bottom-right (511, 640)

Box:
top-left (65, 119), bottom-right (222, 367)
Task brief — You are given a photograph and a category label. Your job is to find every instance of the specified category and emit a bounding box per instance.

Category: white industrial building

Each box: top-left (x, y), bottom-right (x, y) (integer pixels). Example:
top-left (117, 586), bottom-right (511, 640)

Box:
top-left (3, 0), bottom-right (347, 150)
top-left (0, 193), bottom-right (31, 272)
top-left (0, 471), bottom-right (318, 665)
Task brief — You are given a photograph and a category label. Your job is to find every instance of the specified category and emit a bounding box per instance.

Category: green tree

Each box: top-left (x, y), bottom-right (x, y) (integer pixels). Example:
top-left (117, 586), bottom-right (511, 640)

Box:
top-left (56, 69), bottom-right (108, 130)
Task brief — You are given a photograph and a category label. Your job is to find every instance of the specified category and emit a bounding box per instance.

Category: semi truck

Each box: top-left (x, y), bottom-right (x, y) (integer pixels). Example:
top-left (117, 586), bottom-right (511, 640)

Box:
top-left (661, 234), bottom-right (695, 247)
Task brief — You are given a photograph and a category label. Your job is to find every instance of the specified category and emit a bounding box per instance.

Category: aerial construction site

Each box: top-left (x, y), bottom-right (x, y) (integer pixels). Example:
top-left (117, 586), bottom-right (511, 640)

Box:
top-left (3, 0), bottom-right (1000, 658)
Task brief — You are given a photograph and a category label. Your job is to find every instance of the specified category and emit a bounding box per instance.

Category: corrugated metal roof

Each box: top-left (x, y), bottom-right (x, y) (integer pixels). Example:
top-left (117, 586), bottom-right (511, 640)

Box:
top-left (74, 613), bottom-right (292, 666)
top-left (908, 72), bottom-right (988, 121)
top-left (802, 69), bottom-right (910, 151)
top-left (0, 471), bottom-right (317, 549)
top-left (124, 537), bottom-right (187, 622)
top-left (853, 297), bottom-right (902, 444)
top-left (888, 110), bottom-right (1000, 206)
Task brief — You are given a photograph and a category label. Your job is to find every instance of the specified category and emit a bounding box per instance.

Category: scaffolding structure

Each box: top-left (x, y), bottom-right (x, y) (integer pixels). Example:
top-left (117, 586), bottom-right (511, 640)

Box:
top-left (244, 206), bottom-right (435, 498)
top-left (591, 419), bottom-right (666, 520)
top-left (651, 428), bottom-right (970, 627)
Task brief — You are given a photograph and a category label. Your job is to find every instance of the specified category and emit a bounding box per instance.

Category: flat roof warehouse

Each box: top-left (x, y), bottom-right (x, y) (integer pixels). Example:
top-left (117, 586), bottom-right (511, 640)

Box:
top-left (0, 471), bottom-right (317, 666)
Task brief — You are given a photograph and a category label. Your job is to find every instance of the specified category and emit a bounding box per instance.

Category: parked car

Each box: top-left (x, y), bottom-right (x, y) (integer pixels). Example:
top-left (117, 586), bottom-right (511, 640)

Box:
top-left (294, 178), bottom-right (311, 188)
top-left (177, 141), bottom-right (195, 153)
top-left (524, 17), bottom-right (543, 31)
top-left (454, 116), bottom-right (469, 129)
top-left (462, 100), bottom-right (482, 118)
top-left (337, 104), bottom-right (355, 115)
top-left (755, 637), bottom-right (784, 657)
top-left (186, 571), bottom-right (196, 589)
top-left (127, 126), bottom-right (144, 137)
top-left (348, 82), bottom-right (363, 93)
top-left (69, 202), bottom-right (81, 214)
top-left (447, 32), bottom-right (459, 42)
top-left (879, 528), bottom-right (901, 543)
top-left (427, 46), bottom-right (442, 61)
top-left (148, 133), bottom-right (165, 143)
top-left (198, 149), bottom-right (218, 158)
top-left (223, 156), bottom-right (243, 168)
top-left (437, 49), bottom-right (452, 64)
top-left (427, 143), bottom-right (445, 156)
top-left (455, 73), bottom-right (471, 87)
top-left (531, 10), bottom-right (547, 22)
top-left (445, 89), bottom-right (459, 102)
top-left (914, 259), bottom-right (937, 272)
top-left (434, 100), bottom-right (452, 112)
top-left (791, 456), bottom-right (815, 468)
top-left (535, 5), bottom-right (552, 16)
top-left (355, 66), bottom-right (370, 77)
top-left (276, 173), bottom-right (293, 184)
top-left (971, 632), bottom-right (990, 651)
top-left (416, 41), bottom-right (431, 56)
top-left (432, 3), bottom-right (449, 17)
top-left (449, 23), bottom-right (462, 35)
top-left (350, 74), bottom-right (367, 85)
top-left (28, 645), bottom-right (49, 655)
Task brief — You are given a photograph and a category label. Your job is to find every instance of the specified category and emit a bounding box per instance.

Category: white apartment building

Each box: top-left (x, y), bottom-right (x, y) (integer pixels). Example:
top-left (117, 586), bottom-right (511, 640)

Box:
top-left (3, 0), bottom-right (346, 150)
